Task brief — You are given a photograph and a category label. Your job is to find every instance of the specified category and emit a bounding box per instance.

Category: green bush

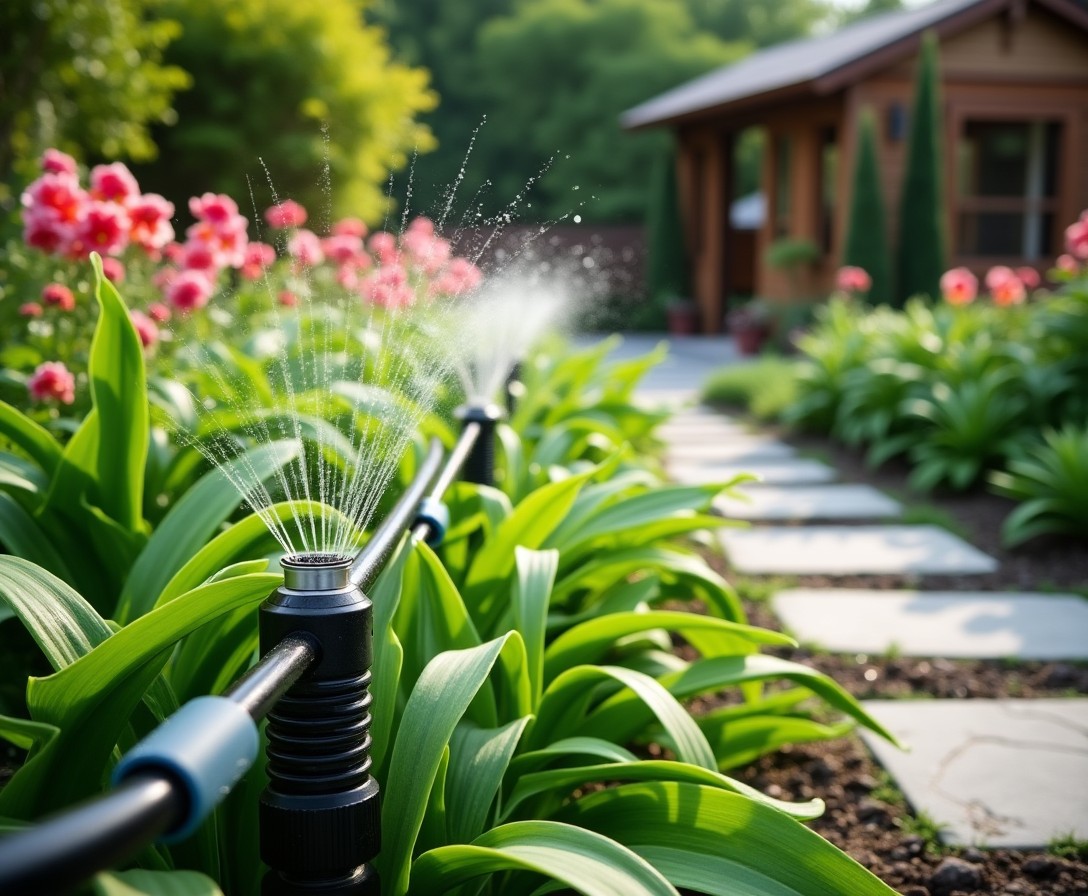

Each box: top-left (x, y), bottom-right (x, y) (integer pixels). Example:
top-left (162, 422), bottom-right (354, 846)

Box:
top-left (701, 356), bottom-right (802, 421)
top-left (843, 109), bottom-right (893, 304)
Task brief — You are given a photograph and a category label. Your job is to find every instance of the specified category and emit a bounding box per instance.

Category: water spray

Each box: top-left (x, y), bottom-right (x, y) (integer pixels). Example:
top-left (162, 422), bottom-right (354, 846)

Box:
top-left (505, 361), bottom-right (525, 416)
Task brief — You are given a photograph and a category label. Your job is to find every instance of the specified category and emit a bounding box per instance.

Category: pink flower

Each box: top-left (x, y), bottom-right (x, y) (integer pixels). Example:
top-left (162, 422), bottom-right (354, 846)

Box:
top-left (407, 216), bottom-right (435, 237)
top-left (835, 265), bottom-right (871, 294)
top-left (361, 264), bottom-right (413, 308)
top-left (403, 229), bottom-right (451, 275)
top-left (322, 233), bottom-right (364, 266)
top-left (42, 148), bottom-right (78, 176)
top-left (128, 193), bottom-right (175, 251)
top-left (278, 290), bottom-right (298, 308)
top-left (368, 231), bottom-right (399, 266)
top-left (431, 258), bottom-right (482, 297)
top-left (74, 201), bottom-right (130, 257)
top-left (19, 302), bottom-right (42, 317)
top-left (23, 210), bottom-right (73, 254)
top-left (241, 241), bottom-right (277, 279)
top-left (153, 267), bottom-right (177, 291)
top-left (129, 310), bottom-right (158, 348)
top-left (22, 172), bottom-right (86, 225)
top-left (89, 163), bottom-right (140, 205)
top-left (984, 266), bottom-right (1017, 290)
top-left (264, 200), bottom-right (307, 229)
top-left (28, 361), bottom-right (75, 404)
top-left (287, 229), bottom-right (324, 267)
top-left (1066, 215), bottom-right (1088, 260)
top-left (147, 302), bottom-right (172, 323)
top-left (1056, 254), bottom-right (1079, 273)
top-left (167, 269), bottom-right (214, 312)
top-left (186, 214), bottom-right (249, 269)
top-left (332, 217), bottom-right (367, 238)
top-left (42, 283), bottom-right (75, 311)
top-left (1015, 267), bottom-right (1041, 290)
top-left (189, 192), bottom-right (240, 226)
top-left (991, 276), bottom-right (1026, 306)
top-left (100, 257), bottom-right (125, 284)
top-left (939, 267), bottom-right (978, 306)
top-left (180, 239), bottom-right (220, 274)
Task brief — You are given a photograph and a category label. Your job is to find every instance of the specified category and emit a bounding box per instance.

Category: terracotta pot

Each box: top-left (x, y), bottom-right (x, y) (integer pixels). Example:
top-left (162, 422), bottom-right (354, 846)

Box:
top-left (734, 324), bottom-right (769, 356)
top-left (666, 304), bottom-right (699, 335)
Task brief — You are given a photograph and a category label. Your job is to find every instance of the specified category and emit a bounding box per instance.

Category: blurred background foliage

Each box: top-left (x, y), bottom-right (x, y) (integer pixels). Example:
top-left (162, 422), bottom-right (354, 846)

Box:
top-left (1, 0), bottom-right (904, 230)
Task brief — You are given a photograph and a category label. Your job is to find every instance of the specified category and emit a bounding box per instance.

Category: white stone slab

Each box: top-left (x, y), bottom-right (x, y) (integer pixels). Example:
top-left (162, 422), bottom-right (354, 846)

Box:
top-left (718, 525), bottom-right (998, 575)
top-left (861, 699), bottom-right (1088, 848)
top-left (668, 438), bottom-right (796, 463)
top-left (715, 484), bottom-right (901, 521)
top-left (670, 459), bottom-right (837, 486)
top-left (773, 589), bottom-right (1088, 659)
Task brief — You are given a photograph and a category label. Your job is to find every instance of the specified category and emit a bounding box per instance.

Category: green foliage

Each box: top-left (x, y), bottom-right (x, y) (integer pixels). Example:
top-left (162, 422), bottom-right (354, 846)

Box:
top-left (1048, 833), bottom-right (1088, 862)
top-left (136, 0), bottom-right (436, 220)
top-left (645, 145), bottom-right (691, 303)
top-left (844, 109), bottom-right (893, 304)
top-left (989, 424), bottom-right (1088, 546)
top-left (896, 33), bottom-right (945, 303)
top-left (701, 356), bottom-right (802, 421)
top-left (471, 0), bottom-right (746, 222)
top-left (0, 0), bottom-right (190, 189)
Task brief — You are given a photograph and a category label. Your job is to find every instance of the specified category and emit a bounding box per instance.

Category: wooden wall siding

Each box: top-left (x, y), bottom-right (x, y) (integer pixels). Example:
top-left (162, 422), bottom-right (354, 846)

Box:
top-left (678, 126), bottom-right (727, 331)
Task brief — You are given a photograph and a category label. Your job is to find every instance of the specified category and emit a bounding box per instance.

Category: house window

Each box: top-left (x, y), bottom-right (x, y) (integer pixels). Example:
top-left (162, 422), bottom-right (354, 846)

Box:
top-left (957, 120), bottom-right (1061, 260)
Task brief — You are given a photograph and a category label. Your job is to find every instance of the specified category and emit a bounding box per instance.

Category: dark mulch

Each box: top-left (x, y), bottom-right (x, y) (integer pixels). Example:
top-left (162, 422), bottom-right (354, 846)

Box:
top-left (705, 413), bottom-right (1088, 895)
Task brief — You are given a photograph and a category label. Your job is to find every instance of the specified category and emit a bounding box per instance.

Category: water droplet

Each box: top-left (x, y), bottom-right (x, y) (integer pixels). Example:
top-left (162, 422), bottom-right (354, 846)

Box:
top-left (582, 257), bottom-right (595, 269)
top-left (573, 215), bottom-right (582, 224)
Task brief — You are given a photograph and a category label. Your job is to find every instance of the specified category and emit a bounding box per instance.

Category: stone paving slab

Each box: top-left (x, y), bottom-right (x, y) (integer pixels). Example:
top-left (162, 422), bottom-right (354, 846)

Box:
top-left (670, 458), bottom-right (837, 487)
top-left (861, 699), bottom-right (1088, 848)
top-left (715, 484), bottom-right (901, 521)
top-left (773, 589), bottom-right (1088, 659)
top-left (718, 525), bottom-right (998, 575)
top-left (667, 437), bottom-right (796, 463)
top-left (668, 438), bottom-right (796, 465)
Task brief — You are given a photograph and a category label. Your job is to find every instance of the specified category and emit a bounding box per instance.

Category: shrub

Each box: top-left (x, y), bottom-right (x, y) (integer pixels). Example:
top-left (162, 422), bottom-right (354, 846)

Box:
top-left (701, 356), bottom-right (802, 421)
top-left (843, 109), bottom-right (892, 304)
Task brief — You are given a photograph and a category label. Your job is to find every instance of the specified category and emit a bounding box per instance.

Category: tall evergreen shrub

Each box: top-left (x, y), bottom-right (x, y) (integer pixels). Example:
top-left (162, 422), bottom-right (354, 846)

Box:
top-left (844, 108), bottom-right (893, 303)
top-left (896, 31), bottom-right (946, 303)
top-left (645, 146), bottom-right (691, 302)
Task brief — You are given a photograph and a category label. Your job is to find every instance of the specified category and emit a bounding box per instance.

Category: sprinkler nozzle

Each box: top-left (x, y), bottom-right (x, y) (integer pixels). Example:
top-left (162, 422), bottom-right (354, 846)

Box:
top-left (455, 403), bottom-right (505, 487)
top-left (259, 554), bottom-right (381, 895)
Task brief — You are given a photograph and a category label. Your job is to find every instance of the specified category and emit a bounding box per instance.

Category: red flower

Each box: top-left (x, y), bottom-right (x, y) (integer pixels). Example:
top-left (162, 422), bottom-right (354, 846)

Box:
top-left (167, 269), bottom-right (214, 312)
top-left (23, 210), bottom-right (73, 254)
top-left (19, 302), bottom-right (42, 317)
top-left (129, 310), bottom-right (158, 348)
top-left (89, 163), bottom-right (140, 205)
top-left (42, 148), bottom-right (78, 176)
top-left (939, 267), bottom-right (978, 306)
top-left (278, 290), bottom-right (298, 308)
top-left (128, 193), bottom-right (175, 251)
top-left (42, 283), bottom-right (75, 311)
top-left (264, 199), bottom-right (307, 229)
top-left (835, 265), bottom-right (872, 295)
top-left (28, 361), bottom-right (75, 404)
top-left (189, 192), bottom-right (240, 226)
top-left (22, 172), bottom-right (86, 226)
top-left (74, 201), bottom-right (130, 257)
top-left (991, 276), bottom-right (1026, 307)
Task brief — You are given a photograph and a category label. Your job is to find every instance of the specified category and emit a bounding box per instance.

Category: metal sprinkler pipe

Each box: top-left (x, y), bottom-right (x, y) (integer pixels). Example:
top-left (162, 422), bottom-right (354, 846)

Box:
top-left (454, 403), bottom-right (504, 487)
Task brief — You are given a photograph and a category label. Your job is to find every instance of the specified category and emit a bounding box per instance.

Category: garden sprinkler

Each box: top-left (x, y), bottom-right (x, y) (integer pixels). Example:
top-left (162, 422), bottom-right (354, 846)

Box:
top-left (505, 361), bottom-right (525, 417)
top-left (259, 441), bottom-right (444, 895)
top-left (454, 403), bottom-right (504, 487)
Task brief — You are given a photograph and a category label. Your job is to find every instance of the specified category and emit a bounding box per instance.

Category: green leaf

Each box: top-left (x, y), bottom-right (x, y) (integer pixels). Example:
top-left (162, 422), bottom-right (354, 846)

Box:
top-left (447, 717), bottom-right (531, 844)
top-left (118, 440), bottom-right (301, 622)
top-left (559, 782), bottom-right (899, 895)
top-left (513, 547), bottom-right (558, 705)
top-left (379, 634), bottom-right (527, 896)
top-left (0, 492), bottom-right (75, 583)
top-left (409, 820), bottom-right (679, 896)
top-left (92, 869), bottom-right (225, 896)
top-left (0, 400), bottom-right (62, 476)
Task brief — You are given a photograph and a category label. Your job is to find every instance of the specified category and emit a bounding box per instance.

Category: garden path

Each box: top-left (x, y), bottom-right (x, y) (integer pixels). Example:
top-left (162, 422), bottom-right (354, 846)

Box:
top-left (616, 335), bottom-right (1088, 851)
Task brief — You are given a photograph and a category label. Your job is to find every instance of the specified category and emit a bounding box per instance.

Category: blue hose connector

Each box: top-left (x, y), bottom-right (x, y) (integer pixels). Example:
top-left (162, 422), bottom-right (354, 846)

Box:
top-left (415, 496), bottom-right (450, 546)
top-left (112, 696), bottom-right (259, 843)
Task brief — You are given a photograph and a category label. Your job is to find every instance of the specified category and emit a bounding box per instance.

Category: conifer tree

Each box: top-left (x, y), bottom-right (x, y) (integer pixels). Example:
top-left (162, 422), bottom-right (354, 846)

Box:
top-left (645, 147), bottom-right (691, 301)
top-left (896, 31), bottom-right (946, 302)
top-left (843, 108), bottom-right (893, 303)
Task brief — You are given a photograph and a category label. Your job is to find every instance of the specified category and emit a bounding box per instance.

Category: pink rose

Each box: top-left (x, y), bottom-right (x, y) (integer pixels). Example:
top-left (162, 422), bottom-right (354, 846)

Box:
top-left (322, 233), bottom-right (364, 266)
top-left (1065, 216), bottom-right (1088, 260)
top-left (1015, 267), bottom-right (1041, 290)
top-left (991, 276), bottom-right (1026, 306)
top-left (1055, 254), bottom-right (1079, 273)
top-left (278, 290), bottom-right (298, 308)
top-left (42, 283), bottom-right (75, 311)
top-left (19, 302), bottom-right (43, 317)
top-left (407, 216), bottom-right (435, 237)
top-left (264, 200), bottom-right (307, 229)
top-left (28, 361), bottom-right (75, 404)
top-left (332, 217), bottom-right (367, 238)
top-left (42, 148), bottom-right (78, 176)
top-left (835, 265), bottom-right (872, 295)
top-left (939, 267), bottom-right (978, 306)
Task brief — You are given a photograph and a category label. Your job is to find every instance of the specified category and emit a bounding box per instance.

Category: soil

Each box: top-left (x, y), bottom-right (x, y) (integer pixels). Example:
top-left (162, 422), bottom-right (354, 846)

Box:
top-left (705, 412), bottom-right (1088, 896)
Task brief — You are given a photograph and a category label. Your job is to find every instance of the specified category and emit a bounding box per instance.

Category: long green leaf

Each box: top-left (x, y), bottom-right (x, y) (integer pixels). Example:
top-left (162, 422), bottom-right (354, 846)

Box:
top-left (379, 634), bottom-right (527, 896)
top-left (513, 547), bottom-right (558, 705)
top-left (92, 869), bottom-right (225, 896)
top-left (409, 820), bottom-right (679, 896)
top-left (0, 492), bottom-right (75, 583)
top-left (0, 400), bottom-right (62, 476)
top-left (558, 782), bottom-right (898, 895)
top-left (447, 717), bottom-right (531, 844)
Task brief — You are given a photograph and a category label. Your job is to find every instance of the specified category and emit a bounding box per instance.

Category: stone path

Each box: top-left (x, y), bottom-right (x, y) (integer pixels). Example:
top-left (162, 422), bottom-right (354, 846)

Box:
top-left (614, 334), bottom-right (1088, 849)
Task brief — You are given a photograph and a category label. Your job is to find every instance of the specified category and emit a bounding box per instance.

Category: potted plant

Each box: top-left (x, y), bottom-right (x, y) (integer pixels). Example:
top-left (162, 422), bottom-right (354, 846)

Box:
top-left (726, 298), bottom-right (773, 355)
top-left (665, 296), bottom-right (700, 335)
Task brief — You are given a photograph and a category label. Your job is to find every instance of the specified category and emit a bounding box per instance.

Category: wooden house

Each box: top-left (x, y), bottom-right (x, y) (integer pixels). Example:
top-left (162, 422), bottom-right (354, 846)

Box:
top-left (622, 0), bottom-right (1088, 333)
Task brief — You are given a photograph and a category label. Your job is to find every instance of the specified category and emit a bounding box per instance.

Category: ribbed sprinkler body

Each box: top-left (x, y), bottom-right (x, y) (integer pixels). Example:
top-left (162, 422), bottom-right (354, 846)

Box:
top-left (259, 554), bottom-right (380, 895)
top-left (454, 402), bottom-right (505, 488)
